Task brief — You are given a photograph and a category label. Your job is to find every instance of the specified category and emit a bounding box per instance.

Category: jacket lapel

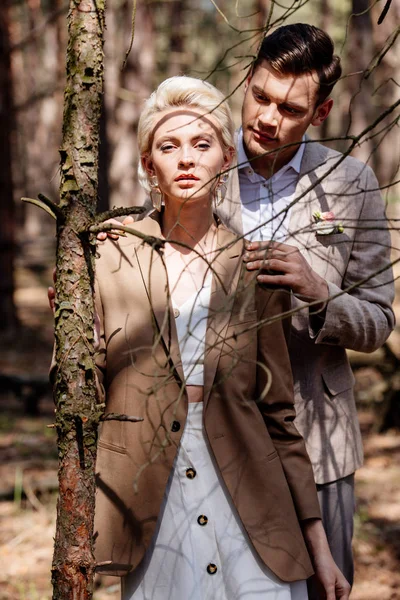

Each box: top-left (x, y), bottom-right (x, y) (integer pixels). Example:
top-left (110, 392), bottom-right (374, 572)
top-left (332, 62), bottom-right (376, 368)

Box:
top-left (133, 215), bottom-right (243, 399)
top-left (219, 158), bottom-right (244, 236)
top-left (288, 141), bottom-right (330, 263)
top-left (289, 141), bottom-right (347, 276)
top-left (203, 227), bottom-right (243, 407)
top-left (133, 217), bottom-right (185, 384)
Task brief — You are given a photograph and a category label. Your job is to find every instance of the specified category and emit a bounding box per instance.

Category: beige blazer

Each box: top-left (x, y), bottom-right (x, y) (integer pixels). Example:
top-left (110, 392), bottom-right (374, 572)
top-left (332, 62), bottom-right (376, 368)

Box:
top-left (219, 139), bottom-right (395, 484)
top-left (93, 213), bottom-right (321, 582)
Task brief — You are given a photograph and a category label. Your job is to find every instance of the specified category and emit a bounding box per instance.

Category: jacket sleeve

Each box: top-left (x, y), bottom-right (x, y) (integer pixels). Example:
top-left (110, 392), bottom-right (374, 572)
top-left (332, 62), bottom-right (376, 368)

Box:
top-left (310, 166), bottom-right (395, 352)
top-left (93, 276), bottom-right (107, 403)
top-left (256, 284), bottom-right (321, 522)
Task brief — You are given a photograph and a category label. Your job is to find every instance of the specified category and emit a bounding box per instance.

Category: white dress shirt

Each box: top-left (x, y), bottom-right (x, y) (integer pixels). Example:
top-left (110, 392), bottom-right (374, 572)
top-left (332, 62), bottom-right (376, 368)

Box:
top-left (237, 129), bottom-right (305, 242)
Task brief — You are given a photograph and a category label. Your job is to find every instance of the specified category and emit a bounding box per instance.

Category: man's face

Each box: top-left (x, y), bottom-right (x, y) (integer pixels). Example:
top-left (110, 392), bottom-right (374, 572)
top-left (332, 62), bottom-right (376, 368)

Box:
top-left (241, 60), bottom-right (332, 178)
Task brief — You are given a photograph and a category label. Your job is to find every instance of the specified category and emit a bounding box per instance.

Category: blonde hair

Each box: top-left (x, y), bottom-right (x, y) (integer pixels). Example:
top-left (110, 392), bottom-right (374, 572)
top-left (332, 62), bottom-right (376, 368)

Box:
top-left (137, 76), bottom-right (236, 192)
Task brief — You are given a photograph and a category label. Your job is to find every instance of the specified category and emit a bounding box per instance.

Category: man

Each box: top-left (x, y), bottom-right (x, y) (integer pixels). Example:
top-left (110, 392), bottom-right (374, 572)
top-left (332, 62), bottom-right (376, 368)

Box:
top-left (95, 22), bottom-right (394, 595)
top-left (216, 23), bottom-right (395, 594)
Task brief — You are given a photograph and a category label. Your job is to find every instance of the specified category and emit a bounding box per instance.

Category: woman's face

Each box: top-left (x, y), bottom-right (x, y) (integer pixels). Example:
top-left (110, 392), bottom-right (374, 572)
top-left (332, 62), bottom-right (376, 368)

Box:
top-left (143, 108), bottom-right (232, 206)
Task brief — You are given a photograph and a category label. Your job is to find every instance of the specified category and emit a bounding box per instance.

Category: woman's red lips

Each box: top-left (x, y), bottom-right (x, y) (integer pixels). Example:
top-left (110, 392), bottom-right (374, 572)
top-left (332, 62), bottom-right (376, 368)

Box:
top-left (175, 174), bottom-right (199, 181)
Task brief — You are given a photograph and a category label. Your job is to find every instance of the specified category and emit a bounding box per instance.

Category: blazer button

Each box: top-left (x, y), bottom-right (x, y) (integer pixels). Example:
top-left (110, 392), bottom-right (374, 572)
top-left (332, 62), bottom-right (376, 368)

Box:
top-left (171, 420), bottom-right (180, 432)
top-left (185, 467), bottom-right (196, 479)
top-left (197, 514), bottom-right (208, 526)
top-left (207, 563), bottom-right (217, 575)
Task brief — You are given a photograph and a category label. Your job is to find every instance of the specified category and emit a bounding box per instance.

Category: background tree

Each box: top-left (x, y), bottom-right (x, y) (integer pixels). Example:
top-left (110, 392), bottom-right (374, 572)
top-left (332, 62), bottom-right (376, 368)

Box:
top-left (0, 0), bottom-right (17, 335)
top-left (0, 1), bottom-right (398, 599)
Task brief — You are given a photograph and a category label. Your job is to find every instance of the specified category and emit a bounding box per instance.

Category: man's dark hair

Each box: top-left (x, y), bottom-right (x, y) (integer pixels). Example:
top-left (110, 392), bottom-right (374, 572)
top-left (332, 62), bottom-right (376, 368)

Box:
top-left (254, 23), bottom-right (342, 105)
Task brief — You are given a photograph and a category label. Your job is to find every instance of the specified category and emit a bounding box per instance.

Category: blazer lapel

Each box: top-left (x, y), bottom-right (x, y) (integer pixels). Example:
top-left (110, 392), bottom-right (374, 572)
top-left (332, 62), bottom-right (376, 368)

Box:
top-left (288, 141), bottom-right (332, 268)
top-left (133, 218), bottom-right (185, 384)
top-left (218, 158), bottom-right (244, 236)
top-left (289, 142), bottom-right (346, 277)
top-left (203, 227), bottom-right (242, 407)
top-left (132, 216), bottom-right (243, 399)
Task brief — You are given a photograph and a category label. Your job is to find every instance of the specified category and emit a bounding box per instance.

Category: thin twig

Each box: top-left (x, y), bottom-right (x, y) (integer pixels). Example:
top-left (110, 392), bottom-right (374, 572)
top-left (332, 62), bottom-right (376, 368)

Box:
top-left (122, 0), bottom-right (137, 70)
top-left (101, 413), bottom-right (144, 423)
top-left (378, 0), bottom-right (392, 24)
top-left (94, 205), bottom-right (146, 224)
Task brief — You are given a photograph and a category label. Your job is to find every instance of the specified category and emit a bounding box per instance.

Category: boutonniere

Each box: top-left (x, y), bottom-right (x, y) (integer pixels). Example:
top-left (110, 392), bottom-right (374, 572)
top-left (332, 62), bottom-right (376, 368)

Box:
top-left (313, 211), bottom-right (344, 235)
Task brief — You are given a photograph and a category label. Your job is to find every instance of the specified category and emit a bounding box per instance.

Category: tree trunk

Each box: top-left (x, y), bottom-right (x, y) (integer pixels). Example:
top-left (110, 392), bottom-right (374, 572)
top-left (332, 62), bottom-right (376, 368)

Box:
top-left (318, 0), bottom-right (331, 141)
top-left (106, 0), bottom-right (154, 209)
top-left (0, 0), bottom-right (18, 335)
top-left (345, 0), bottom-right (375, 165)
top-left (51, 0), bottom-right (105, 598)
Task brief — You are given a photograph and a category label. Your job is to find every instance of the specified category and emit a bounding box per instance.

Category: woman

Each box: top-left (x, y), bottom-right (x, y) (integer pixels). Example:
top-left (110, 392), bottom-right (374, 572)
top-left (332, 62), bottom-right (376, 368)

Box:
top-left (86, 77), bottom-right (349, 599)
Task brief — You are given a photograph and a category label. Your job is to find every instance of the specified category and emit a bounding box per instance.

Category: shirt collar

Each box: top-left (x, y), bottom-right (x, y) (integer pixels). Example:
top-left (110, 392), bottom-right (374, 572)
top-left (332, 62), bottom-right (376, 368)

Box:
top-left (237, 127), bottom-right (305, 182)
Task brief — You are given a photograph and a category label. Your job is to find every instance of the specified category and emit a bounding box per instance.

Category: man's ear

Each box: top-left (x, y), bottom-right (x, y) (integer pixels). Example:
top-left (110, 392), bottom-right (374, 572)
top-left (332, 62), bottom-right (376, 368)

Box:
top-left (244, 72), bottom-right (252, 94)
top-left (311, 98), bottom-right (333, 127)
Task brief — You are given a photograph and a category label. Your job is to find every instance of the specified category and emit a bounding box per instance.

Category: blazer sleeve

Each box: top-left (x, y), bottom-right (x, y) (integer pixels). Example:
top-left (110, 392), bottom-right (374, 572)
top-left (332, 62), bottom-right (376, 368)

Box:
top-left (256, 284), bottom-right (321, 522)
top-left (93, 276), bottom-right (107, 402)
top-left (310, 166), bottom-right (395, 352)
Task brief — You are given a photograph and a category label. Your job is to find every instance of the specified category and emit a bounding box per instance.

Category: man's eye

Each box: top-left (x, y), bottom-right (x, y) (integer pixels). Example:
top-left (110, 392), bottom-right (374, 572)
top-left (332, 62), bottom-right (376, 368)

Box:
top-left (254, 92), bottom-right (268, 102)
top-left (282, 106), bottom-right (298, 115)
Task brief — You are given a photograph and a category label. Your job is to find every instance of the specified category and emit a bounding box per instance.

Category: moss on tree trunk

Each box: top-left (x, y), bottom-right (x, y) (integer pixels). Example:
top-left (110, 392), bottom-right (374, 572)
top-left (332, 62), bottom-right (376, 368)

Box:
top-left (51, 1), bottom-right (105, 598)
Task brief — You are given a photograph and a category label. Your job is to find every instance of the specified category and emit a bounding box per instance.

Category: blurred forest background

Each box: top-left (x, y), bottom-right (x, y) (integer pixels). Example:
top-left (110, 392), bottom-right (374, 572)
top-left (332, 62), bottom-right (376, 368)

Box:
top-left (0, 0), bottom-right (399, 598)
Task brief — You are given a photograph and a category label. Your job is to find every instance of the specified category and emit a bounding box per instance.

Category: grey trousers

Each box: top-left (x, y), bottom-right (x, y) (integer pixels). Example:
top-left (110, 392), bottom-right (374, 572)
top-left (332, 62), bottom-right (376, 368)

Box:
top-left (307, 474), bottom-right (355, 599)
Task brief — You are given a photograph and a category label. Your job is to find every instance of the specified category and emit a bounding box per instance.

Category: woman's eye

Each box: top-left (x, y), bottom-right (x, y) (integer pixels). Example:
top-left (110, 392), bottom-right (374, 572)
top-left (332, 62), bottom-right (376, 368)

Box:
top-left (196, 142), bottom-right (211, 150)
top-left (160, 143), bottom-right (175, 151)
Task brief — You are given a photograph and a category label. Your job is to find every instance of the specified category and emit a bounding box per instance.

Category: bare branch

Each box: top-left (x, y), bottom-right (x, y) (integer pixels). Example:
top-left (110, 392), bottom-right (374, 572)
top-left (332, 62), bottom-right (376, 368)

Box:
top-left (101, 412), bottom-right (144, 423)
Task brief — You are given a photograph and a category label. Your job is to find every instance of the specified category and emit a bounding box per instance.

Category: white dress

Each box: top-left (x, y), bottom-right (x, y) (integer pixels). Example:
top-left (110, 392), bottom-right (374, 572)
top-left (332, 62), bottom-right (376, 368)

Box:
top-left (122, 281), bottom-right (309, 600)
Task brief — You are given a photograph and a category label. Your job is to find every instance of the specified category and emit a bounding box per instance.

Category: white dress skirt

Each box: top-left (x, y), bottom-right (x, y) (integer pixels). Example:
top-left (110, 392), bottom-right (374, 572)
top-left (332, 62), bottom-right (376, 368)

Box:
top-left (122, 402), bottom-right (308, 600)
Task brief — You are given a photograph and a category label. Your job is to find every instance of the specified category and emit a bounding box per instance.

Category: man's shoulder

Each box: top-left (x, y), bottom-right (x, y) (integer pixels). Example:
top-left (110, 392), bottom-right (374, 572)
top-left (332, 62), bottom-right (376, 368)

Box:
top-left (304, 141), bottom-right (375, 181)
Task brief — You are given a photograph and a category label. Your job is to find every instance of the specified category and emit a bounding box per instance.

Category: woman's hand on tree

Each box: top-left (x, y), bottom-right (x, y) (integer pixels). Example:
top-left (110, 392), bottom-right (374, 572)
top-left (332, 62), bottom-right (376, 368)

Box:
top-left (96, 215), bottom-right (134, 241)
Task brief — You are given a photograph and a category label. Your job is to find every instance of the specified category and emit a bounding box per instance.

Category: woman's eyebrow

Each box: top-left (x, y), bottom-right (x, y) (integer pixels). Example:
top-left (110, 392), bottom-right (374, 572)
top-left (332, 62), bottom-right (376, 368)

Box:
top-left (192, 132), bottom-right (214, 142)
top-left (155, 132), bottom-right (215, 147)
top-left (154, 135), bottom-right (179, 147)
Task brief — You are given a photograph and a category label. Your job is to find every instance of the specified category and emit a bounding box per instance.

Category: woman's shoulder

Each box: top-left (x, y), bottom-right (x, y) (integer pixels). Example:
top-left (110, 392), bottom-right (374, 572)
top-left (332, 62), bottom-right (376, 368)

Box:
top-left (96, 215), bottom-right (162, 257)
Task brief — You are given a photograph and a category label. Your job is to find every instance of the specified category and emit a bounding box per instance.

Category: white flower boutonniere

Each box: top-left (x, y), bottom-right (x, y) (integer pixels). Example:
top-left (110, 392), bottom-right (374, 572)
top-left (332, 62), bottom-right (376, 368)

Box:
top-left (313, 211), bottom-right (344, 235)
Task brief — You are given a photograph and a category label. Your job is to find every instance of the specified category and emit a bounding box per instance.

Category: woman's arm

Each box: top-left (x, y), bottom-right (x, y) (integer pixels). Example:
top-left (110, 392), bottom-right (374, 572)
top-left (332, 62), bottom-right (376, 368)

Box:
top-left (302, 519), bottom-right (351, 600)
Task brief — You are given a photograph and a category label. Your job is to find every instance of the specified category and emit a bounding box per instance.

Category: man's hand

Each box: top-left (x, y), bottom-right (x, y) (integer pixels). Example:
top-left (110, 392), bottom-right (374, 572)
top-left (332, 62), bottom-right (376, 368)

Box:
top-left (97, 215), bottom-right (134, 241)
top-left (244, 240), bottom-right (328, 302)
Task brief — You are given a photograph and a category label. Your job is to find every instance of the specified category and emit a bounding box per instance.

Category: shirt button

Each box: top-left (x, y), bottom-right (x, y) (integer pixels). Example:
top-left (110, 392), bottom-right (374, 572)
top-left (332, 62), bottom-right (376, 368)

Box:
top-left (185, 467), bottom-right (196, 479)
top-left (171, 420), bottom-right (180, 432)
top-left (173, 307), bottom-right (180, 318)
top-left (197, 514), bottom-right (208, 526)
top-left (207, 563), bottom-right (218, 575)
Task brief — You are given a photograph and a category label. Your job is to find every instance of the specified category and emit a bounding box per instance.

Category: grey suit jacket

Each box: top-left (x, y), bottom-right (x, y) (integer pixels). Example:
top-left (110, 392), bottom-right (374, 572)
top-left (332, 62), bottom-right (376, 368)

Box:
top-left (218, 139), bottom-right (395, 484)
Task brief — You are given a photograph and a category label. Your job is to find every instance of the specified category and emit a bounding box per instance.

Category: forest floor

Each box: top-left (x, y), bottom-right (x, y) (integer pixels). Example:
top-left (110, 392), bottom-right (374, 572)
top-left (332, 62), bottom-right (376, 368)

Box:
top-left (1, 241), bottom-right (400, 599)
